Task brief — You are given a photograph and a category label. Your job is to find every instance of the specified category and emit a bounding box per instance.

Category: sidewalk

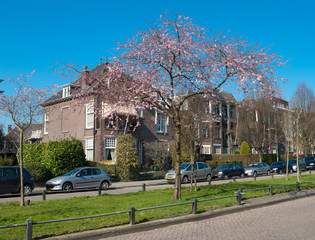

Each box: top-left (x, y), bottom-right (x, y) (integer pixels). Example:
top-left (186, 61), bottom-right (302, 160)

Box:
top-left (46, 188), bottom-right (315, 240)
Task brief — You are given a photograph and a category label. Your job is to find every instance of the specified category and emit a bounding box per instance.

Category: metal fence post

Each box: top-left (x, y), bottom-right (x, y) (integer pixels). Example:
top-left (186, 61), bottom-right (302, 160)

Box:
top-left (192, 198), bottom-right (198, 214)
top-left (129, 207), bottom-right (135, 225)
top-left (299, 171), bottom-right (302, 176)
top-left (233, 177), bottom-right (236, 182)
top-left (42, 190), bottom-right (46, 201)
top-left (309, 170), bottom-right (312, 175)
top-left (296, 182), bottom-right (300, 191)
top-left (269, 185), bottom-right (273, 196)
top-left (142, 183), bottom-right (146, 191)
top-left (98, 187), bottom-right (102, 196)
top-left (25, 219), bottom-right (33, 240)
top-left (254, 175), bottom-right (256, 181)
top-left (236, 189), bottom-right (242, 205)
top-left (208, 178), bottom-right (211, 185)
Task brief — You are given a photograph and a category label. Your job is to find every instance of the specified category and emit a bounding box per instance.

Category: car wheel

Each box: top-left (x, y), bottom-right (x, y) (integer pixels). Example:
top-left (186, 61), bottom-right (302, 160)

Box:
top-left (224, 174), bottom-right (229, 179)
top-left (182, 176), bottom-right (189, 184)
top-left (206, 174), bottom-right (211, 182)
top-left (267, 170), bottom-right (271, 176)
top-left (253, 172), bottom-right (257, 177)
top-left (289, 168), bottom-right (293, 173)
top-left (101, 181), bottom-right (109, 190)
top-left (240, 173), bottom-right (245, 178)
top-left (23, 184), bottom-right (32, 196)
top-left (279, 169), bottom-right (283, 174)
top-left (62, 182), bottom-right (73, 191)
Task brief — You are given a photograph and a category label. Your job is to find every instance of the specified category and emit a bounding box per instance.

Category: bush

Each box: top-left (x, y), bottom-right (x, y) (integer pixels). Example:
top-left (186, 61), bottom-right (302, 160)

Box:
top-left (24, 162), bottom-right (52, 183)
top-left (233, 150), bottom-right (240, 154)
top-left (23, 138), bottom-right (87, 178)
top-left (240, 141), bottom-right (251, 154)
top-left (115, 134), bottom-right (140, 181)
top-left (0, 154), bottom-right (18, 166)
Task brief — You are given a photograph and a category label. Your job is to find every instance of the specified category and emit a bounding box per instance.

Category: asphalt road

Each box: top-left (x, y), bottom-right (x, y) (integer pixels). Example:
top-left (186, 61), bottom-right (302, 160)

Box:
top-left (0, 172), bottom-right (311, 203)
top-left (102, 194), bottom-right (315, 240)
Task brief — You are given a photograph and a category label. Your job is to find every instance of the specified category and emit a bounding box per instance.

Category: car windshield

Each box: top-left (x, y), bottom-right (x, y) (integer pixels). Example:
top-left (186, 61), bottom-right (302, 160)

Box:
top-left (64, 169), bottom-right (81, 176)
top-left (289, 160), bottom-right (296, 164)
top-left (246, 163), bottom-right (258, 168)
top-left (181, 163), bottom-right (191, 170)
top-left (216, 164), bottom-right (229, 170)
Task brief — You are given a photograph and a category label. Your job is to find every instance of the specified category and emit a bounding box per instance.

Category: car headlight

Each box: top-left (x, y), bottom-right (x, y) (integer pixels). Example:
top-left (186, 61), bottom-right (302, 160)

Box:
top-left (218, 171), bottom-right (223, 175)
top-left (52, 179), bottom-right (63, 184)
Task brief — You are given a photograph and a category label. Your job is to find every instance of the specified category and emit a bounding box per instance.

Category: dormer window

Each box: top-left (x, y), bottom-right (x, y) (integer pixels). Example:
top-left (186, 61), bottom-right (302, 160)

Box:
top-left (62, 86), bottom-right (71, 98)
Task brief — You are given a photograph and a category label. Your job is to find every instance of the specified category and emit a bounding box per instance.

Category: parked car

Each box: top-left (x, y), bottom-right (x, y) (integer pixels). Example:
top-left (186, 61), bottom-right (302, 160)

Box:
top-left (0, 166), bottom-right (35, 195)
top-left (270, 161), bottom-right (293, 174)
top-left (212, 163), bottom-right (245, 179)
top-left (305, 156), bottom-right (315, 170)
top-left (289, 159), bottom-right (307, 172)
top-left (165, 162), bottom-right (212, 184)
top-left (46, 167), bottom-right (112, 191)
top-left (245, 162), bottom-right (271, 177)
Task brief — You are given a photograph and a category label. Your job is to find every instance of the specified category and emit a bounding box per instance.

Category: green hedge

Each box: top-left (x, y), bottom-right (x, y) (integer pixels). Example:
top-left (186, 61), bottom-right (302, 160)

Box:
top-left (23, 138), bottom-right (87, 180)
top-left (0, 154), bottom-right (18, 166)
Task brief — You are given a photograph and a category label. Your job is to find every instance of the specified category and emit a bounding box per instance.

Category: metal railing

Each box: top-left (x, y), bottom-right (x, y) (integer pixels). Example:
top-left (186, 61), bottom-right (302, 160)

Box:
top-left (1, 180), bottom-right (315, 240)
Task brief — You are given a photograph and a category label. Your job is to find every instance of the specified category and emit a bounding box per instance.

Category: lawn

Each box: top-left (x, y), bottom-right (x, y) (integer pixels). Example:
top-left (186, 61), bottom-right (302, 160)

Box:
top-left (1, 174), bottom-right (315, 240)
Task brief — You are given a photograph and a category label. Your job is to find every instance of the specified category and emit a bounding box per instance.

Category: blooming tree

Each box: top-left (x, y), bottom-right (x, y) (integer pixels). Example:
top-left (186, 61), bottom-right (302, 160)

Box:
top-left (79, 13), bottom-right (286, 200)
top-left (0, 72), bottom-right (55, 206)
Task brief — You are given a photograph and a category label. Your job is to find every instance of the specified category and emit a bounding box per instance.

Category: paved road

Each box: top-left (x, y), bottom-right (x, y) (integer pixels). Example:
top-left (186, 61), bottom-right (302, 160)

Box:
top-left (103, 195), bottom-right (315, 240)
top-left (0, 172), bottom-right (310, 203)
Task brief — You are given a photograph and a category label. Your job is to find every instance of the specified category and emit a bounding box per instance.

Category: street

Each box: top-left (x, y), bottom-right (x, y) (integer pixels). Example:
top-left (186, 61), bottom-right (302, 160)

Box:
top-left (103, 195), bottom-right (315, 240)
top-left (0, 172), bottom-right (307, 203)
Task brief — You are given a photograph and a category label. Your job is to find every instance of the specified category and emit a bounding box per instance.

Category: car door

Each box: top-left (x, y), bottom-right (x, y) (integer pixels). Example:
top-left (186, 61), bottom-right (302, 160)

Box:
top-left (197, 163), bottom-right (206, 180)
top-left (91, 168), bottom-right (103, 187)
top-left (1, 167), bottom-right (19, 193)
top-left (72, 168), bottom-right (93, 189)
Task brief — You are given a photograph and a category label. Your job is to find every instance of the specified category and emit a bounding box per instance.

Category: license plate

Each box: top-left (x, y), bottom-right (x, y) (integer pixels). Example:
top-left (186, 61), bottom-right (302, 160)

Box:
top-left (168, 177), bottom-right (173, 180)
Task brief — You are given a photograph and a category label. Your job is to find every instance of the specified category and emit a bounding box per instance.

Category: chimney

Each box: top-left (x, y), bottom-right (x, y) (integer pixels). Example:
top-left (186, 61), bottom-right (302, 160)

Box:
top-left (8, 125), bottom-right (12, 133)
top-left (81, 66), bottom-right (89, 90)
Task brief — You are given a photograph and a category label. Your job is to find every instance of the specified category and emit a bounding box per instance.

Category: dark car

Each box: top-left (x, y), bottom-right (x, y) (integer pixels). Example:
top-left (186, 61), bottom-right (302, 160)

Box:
top-left (305, 156), bottom-right (315, 170)
top-left (0, 167), bottom-right (35, 195)
top-left (270, 161), bottom-right (293, 174)
top-left (289, 159), bottom-right (307, 172)
top-left (212, 163), bottom-right (245, 179)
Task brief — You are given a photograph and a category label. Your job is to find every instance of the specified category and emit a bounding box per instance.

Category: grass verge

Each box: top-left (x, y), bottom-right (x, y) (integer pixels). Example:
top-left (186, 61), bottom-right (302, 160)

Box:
top-left (1, 175), bottom-right (315, 240)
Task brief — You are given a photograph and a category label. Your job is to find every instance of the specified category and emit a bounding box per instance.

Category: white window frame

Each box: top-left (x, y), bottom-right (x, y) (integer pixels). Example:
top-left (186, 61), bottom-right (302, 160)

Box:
top-left (201, 145), bottom-right (211, 155)
top-left (85, 138), bottom-right (94, 161)
top-left (213, 144), bottom-right (222, 154)
top-left (44, 112), bottom-right (49, 134)
top-left (86, 102), bottom-right (94, 129)
top-left (105, 138), bottom-right (117, 162)
top-left (62, 86), bottom-right (71, 98)
top-left (155, 110), bottom-right (168, 134)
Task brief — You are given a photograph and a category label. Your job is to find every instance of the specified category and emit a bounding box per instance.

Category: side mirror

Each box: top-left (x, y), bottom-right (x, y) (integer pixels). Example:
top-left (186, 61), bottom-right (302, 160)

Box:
top-left (76, 173), bottom-right (81, 177)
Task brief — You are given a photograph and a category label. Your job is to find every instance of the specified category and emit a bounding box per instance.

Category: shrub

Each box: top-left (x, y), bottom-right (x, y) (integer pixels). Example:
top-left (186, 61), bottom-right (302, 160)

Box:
top-left (115, 134), bottom-right (140, 181)
top-left (0, 155), bottom-right (18, 166)
top-left (24, 162), bottom-right (52, 183)
top-left (240, 141), bottom-right (251, 154)
top-left (23, 138), bottom-right (87, 178)
top-left (233, 150), bottom-right (240, 154)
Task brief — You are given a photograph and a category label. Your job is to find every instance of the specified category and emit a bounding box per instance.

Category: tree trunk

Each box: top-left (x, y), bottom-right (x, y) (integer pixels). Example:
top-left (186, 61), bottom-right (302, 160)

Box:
top-left (19, 129), bottom-right (24, 206)
top-left (258, 149), bottom-right (263, 163)
top-left (173, 123), bottom-right (182, 200)
top-left (286, 140), bottom-right (289, 181)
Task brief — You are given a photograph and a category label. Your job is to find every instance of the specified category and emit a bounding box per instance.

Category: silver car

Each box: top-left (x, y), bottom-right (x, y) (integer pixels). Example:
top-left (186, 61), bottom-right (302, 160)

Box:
top-left (245, 162), bottom-right (271, 177)
top-left (165, 162), bottom-right (212, 184)
top-left (46, 167), bottom-right (111, 191)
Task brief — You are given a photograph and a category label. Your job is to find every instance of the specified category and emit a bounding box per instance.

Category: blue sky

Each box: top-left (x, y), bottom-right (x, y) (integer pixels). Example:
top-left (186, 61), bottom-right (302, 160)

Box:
top-left (1, 0), bottom-right (315, 127)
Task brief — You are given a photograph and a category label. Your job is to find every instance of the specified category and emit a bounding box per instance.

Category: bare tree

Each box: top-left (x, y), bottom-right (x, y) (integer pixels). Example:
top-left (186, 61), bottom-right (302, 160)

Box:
top-left (238, 97), bottom-right (276, 162)
top-left (0, 72), bottom-right (54, 206)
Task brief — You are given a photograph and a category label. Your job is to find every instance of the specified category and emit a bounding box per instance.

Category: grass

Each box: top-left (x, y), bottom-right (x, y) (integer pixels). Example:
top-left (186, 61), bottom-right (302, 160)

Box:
top-left (1, 174), bottom-right (315, 239)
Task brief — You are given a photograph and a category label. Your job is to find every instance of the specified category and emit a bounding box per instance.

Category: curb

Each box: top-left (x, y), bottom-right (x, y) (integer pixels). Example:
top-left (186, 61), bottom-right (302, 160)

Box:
top-left (46, 188), bottom-right (315, 240)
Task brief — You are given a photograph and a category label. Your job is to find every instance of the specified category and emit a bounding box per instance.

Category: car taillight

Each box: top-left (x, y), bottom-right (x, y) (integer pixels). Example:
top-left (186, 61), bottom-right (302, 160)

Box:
top-left (29, 174), bottom-right (34, 181)
top-left (107, 174), bottom-right (110, 177)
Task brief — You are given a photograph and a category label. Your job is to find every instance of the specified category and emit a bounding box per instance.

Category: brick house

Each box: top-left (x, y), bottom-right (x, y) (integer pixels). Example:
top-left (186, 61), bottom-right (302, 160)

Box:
top-left (41, 63), bottom-right (174, 166)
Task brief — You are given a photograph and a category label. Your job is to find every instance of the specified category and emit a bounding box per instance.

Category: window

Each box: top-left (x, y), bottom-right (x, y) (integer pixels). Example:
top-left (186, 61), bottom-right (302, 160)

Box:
top-left (105, 138), bottom-right (116, 162)
top-left (44, 112), bottom-right (49, 134)
top-left (62, 86), bottom-right (71, 98)
top-left (214, 144), bottom-right (222, 154)
top-left (155, 111), bottom-right (167, 133)
top-left (213, 126), bottom-right (220, 139)
top-left (136, 108), bottom-right (143, 117)
top-left (201, 145), bottom-right (211, 155)
top-left (86, 102), bottom-right (94, 129)
top-left (202, 126), bottom-right (210, 138)
top-left (85, 138), bottom-right (93, 161)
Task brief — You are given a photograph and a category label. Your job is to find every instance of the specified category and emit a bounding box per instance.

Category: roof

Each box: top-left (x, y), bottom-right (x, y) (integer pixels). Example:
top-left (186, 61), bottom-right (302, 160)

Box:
top-left (42, 63), bottom-right (110, 106)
